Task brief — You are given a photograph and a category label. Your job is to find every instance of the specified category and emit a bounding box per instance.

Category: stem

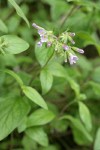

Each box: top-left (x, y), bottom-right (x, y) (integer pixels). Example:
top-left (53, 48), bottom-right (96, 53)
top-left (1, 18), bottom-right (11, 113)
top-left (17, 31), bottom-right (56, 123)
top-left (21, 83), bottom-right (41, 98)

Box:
top-left (60, 5), bottom-right (80, 28)
top-left (10, 133), bottom-right (13, 150)
top-left (42, 50), bottom-right (55, 69)
top-left (60, 99), bottom-right (77, 115)
top-left (28, 50), bottom-right (55, 86)
top-left (28, 69), bottom-right (40, 86)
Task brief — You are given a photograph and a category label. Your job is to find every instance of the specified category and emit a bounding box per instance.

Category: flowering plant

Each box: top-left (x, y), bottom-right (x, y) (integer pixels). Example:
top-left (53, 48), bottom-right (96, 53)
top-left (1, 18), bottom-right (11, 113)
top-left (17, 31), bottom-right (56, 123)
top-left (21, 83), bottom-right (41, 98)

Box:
top-left (0, 0), bottom-right (100, 150)
top-left (32, 23), bottom-right (84, 64)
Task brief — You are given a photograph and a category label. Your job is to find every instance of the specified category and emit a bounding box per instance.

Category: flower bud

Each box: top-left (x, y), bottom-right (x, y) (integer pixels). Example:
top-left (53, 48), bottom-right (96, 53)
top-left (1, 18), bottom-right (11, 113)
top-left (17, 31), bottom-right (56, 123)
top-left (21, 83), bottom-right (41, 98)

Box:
top-left (69, 32), bottom-right (75, 37)
top-left (62, 44), bottom-right (69, 51)
top-left (72, 47), bottom-right (84, 53)
top-left (77, 48), bottom-right (84, 54)
top-left (68, 36), bottom-right (75, 44)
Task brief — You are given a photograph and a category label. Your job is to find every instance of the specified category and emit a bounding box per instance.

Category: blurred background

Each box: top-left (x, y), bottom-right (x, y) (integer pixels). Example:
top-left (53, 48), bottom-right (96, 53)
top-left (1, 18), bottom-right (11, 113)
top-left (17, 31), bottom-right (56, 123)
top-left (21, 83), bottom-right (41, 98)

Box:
top-left (0, 0), bottom-right (100, 150)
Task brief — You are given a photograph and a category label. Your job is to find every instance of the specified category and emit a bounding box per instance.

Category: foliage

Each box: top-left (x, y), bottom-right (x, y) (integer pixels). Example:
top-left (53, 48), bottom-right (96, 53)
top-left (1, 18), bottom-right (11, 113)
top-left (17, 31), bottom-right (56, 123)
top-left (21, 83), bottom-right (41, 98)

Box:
top-left (0, 0), bottom-right (100, 149)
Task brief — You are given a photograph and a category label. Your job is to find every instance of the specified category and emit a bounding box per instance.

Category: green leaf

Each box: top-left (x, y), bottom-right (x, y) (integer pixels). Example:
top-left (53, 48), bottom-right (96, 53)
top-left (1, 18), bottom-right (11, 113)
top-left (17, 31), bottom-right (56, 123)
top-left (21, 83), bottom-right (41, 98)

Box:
top-left (46, 62), bottom-right (66, 78)
top-left (61, 115), bottom-right (93, 144)
top-left (78, 102), bottom-right (92, 131)
top-left (76, 0), bottom-right (100, 10)
top-left (0, 71), bottom-right (5, 86)
top-left (0, 35), bottom-right (29, 54)
top-left (53, 119), bottom-right (68, 132)
top-left (67, 0), bottom-right (100, 10)
top-left (22, 135), bottom-right (37, 150)
top-left (39, 145), bottom-right (59, 150)
top-left (5, 69), bottom-right (23, 87)
top-left (77, 31), bottom-right (100, 54)
top-left (0, 96), bottom-right (30, 141)
top-left (8, 0), bottom-right (30, 27)
top-left (35, 44), bottom-right (54, 67)
top-left (18, 71), bottom-right (32, 85)
top-left (77, 55), bottom-right (92, 72)
top-left (94, 128), bottom-right (100, 150)
top-left (92, 67), bottom-right (100, 83)
top-left (42, 0), bottom-right (68, 21)
top-left (72, 125), bottom-right (91, 145)
top-left (0, 54), bottom-right (18, 67)
top-left (69, 79), bottom-right (80, 98)
top-left (47, 62), bottom-right (80, 97)
top-left (18, 117), bottom-right (27, 133)
top-left (26, 127), bottom-right (48, 147)
top-left (22, 86), bottom-right (48, 109)
top-left (0, 19), bottom-right (8, 33)
top-left (40, 69), bottom-right (53, 95)
top-left (27, 108), bottom-right (55, 127)
top-left (89, 81), bottom-right (100, 96)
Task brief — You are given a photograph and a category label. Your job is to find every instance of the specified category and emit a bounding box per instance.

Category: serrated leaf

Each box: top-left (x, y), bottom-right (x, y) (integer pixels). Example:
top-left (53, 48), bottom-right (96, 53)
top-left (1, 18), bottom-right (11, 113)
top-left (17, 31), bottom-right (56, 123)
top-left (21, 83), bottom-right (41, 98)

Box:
top-left (40, 69), bottom-right (53, 94)
top-left (8, 0), bottom-right (30, 27)
top-left (0, 96), bottom-right (30, 141)
top-left (22, 86), bottom-right (48, 109)
top-left (27, 108), bottom-right (55, 127)
top-left (0, 35), bottom-right (29, 54)
top-left (78, 102), bottom-right (92, 131)
top-left (26, 127), bottom-right (48, 147)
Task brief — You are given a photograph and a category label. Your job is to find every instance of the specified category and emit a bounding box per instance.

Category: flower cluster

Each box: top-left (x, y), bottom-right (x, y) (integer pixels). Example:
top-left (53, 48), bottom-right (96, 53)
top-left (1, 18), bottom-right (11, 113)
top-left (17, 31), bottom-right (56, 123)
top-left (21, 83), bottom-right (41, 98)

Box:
top-left (32, 23), bottom-right (84, 65)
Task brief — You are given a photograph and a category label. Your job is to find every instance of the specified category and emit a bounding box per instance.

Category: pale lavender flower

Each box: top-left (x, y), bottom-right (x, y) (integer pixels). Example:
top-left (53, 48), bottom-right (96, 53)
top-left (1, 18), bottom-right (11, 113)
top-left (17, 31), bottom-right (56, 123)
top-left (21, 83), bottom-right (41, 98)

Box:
top-left (37, 41), bottom-right (42, 47)
top-left (62, 44), bottom-right (69, 51)
top-left (32, 23), bottom-right (83, 65)
top-left (32, 23), bottom-right (48, 45)
top-left (69, 53), bottom-right (78, 65)
top-left (32, 23), bottom-right (47, 37)
top-left (38, 29), bottom-right (46, 36)
top-left (40, 35), bottom-right (48, 42)
top-left (77, 48), bottom-right (84, 54)
top-left (32, 23), bottom-right (41, 30)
